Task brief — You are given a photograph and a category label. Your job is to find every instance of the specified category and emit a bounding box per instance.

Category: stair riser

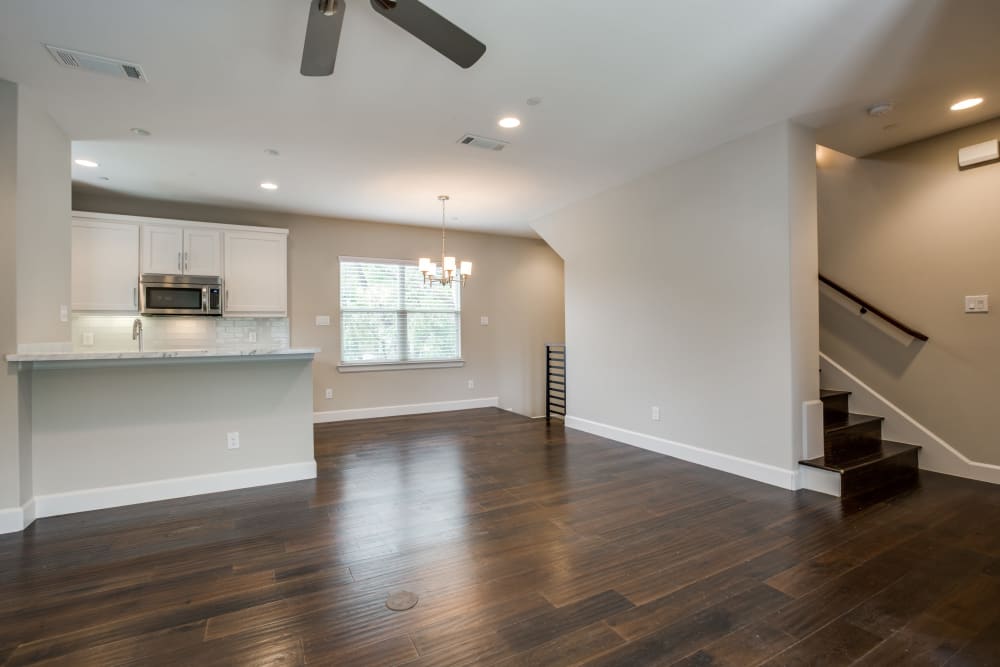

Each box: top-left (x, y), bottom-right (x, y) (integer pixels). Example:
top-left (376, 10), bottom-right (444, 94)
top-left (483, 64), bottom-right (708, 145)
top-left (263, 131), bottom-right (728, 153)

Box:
top-left (825, 421), bottom-right (882, 464)
top-left (842, 449), bottom-right (919, 498)
top-left (821, 394), bottom-right (849, 426)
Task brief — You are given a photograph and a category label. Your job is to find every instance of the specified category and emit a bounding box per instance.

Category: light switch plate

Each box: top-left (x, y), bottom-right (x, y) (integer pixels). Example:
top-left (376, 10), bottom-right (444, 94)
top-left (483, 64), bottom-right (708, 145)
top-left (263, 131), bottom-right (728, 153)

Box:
top-left (315, 315), bottom-right (331, 326)
top-left (480, 316), bottom-right (489, 326)
top-left (59, 305), bottom-right (69, 322)
top-left (651, 406), bottom-right (661, 421)
top-left (82, 332), bottom-right (95, 346)
top-left (965, 295), bottom-right (989, 313)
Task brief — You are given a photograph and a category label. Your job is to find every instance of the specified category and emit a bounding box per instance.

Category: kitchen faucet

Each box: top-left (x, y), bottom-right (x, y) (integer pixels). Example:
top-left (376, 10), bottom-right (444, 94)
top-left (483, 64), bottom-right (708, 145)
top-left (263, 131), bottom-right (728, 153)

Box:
top-left (132, 318), bottom-right (143, 352)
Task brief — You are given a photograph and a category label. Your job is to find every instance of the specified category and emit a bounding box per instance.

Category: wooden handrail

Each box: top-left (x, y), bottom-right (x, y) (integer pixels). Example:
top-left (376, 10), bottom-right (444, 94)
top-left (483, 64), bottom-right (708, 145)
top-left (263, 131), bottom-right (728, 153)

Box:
top-left (819, 274), bottom-right (928, 342)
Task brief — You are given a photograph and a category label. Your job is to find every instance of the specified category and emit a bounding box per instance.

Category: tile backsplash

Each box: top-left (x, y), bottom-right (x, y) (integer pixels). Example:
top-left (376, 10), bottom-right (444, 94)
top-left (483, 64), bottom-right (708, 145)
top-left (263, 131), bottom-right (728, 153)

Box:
top-left (72, 315), bottom-right (290, 352)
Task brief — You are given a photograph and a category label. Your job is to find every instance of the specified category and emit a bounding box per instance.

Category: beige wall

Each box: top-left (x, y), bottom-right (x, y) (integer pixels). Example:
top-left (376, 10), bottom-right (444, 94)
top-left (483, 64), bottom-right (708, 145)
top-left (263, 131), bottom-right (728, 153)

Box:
top-left (533, 121), bottom-right (819, 482)
top-left (818, 117), bottom-right (1000, 465)
top-left (71, 191), bottom-right (565, 418)
top-left (0, 80), bottom-right (21, 510)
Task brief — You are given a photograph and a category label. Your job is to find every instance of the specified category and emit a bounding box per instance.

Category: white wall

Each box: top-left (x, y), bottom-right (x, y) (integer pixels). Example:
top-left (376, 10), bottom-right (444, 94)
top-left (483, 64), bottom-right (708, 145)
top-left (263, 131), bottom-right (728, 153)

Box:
top-left (15, 87), bottom-right (70, 347)
top-left (0, 79), bottom-right (21, 513)
top-left (532, 121), bottom-right (818, 487)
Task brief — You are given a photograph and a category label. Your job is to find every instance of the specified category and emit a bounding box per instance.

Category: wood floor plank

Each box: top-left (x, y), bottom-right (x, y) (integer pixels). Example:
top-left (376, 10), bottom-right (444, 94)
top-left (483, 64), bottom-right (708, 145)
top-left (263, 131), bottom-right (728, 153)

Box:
top-left (759, 617), bottom-right (882, 666)
top-left (0, 408), bottom-right (997, 665)
top-left (581, 584), bottom-right (791, 667)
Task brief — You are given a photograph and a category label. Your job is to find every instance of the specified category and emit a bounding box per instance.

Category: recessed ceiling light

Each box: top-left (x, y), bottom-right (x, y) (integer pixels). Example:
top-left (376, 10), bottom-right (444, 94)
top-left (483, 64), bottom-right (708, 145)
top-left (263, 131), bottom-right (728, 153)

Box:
top-left (950, 97), bottom-right (983, 111)
top-left (260, 182), bottom-right (278, 190)
top-left (74, 159), bottom-right (99, 168)
top-left (498, 117), bottom-right (521, 129)
top-left (129, 127), bottom-right (151, 136)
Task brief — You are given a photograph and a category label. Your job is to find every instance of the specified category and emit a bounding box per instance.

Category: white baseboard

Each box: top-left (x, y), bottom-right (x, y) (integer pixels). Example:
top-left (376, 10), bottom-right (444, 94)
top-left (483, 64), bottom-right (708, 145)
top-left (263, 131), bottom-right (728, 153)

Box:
top-left (798, 465), bottom-right (841, 497)
top-left (314, 397), bottom-right (500, 423)
top-left (565, 416), bottom-right (798, 490)
top-left (820, 352), bottom-right (1000, 485)
top-left (28, 460), bottom-right (317, 525)
top-left (21, 497), bottom-right (36, 527)
top-left (0, 498), bottom-right (38, 535)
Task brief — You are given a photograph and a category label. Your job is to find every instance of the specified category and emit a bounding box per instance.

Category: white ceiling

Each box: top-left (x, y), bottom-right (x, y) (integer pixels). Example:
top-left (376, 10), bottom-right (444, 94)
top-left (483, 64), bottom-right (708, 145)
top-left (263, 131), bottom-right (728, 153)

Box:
top-left (1, 0), bottom-right (998, 236)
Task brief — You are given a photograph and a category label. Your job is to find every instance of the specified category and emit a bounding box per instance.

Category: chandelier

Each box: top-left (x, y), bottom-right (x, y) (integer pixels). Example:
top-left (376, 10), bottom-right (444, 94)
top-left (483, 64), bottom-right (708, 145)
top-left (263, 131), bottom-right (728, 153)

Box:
top-left (419, 195), bottom-right (471, 288)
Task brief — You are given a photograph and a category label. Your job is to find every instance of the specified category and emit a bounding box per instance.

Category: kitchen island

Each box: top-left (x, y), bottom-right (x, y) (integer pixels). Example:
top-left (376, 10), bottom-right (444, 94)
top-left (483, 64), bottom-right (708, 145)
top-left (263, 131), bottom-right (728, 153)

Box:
top-left (7, 348), bottom-right (318, 526)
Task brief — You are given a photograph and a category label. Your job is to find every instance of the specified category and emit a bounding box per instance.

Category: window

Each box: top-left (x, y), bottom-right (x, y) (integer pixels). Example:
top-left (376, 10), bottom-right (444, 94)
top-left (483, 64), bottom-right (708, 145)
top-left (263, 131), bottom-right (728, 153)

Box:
top-left (339, 257), bottom-right (461, 368)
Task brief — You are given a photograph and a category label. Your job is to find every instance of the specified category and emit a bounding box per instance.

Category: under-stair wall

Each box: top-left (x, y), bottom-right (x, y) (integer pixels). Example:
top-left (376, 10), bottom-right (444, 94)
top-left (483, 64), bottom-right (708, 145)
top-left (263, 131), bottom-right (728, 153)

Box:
top-left (820, 352), bottom-right (1000, 485)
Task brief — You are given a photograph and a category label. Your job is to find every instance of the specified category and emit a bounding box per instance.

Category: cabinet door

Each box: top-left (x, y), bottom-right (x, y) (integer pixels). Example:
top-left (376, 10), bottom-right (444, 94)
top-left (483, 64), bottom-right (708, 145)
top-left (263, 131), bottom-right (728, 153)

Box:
top-left (142, 225), bottom-right (184, 274)
top-left (184, 228), bottom-right (222, 276)
top-left (72, 220), bottom-right (140, 312)
top-left (224, 231), bottom-right (287, 316)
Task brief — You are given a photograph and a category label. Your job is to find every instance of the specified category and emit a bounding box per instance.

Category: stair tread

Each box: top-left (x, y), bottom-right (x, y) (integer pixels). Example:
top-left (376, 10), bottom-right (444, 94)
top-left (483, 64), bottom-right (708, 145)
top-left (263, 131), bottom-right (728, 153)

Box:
top-left (824, 412), bottom-right (883, 432)
top-left (820, 389), bottom-right (851, 399)
top-left (800, 441), bottom-right (922, 473)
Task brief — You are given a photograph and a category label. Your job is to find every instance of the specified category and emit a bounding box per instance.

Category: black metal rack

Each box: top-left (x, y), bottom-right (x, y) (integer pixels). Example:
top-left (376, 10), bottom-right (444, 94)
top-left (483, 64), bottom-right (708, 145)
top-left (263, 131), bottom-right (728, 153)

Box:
top-left (546, 343), bottom-right (566, 422)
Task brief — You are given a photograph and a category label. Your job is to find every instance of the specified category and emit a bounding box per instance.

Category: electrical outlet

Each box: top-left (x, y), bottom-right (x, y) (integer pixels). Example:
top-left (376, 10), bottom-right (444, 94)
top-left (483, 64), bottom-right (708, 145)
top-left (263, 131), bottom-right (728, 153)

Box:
top-left (59, 304), bottom-right (69, 323)
top-left (467, 379), bottom-right (475, 390)
top-left (82, 332), bottom-right (95, 347)
top-left (965, 295), bottom-right (989, 313)
top-left (651, 406), bottom-right (660, 421)
top-left (227, 432), bottom-right (240, 449)
top-left (315, 315), bottom-right (331, 326)
top-left (248, 331), bottom-right (257, 343)
top-left (325, 388), bottom-right (333, 399)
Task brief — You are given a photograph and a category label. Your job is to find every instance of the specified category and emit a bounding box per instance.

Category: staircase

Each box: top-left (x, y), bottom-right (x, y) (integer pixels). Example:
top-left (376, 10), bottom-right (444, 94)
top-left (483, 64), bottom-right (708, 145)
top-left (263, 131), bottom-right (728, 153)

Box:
top-left (800, 388), bottom-right (921, 498)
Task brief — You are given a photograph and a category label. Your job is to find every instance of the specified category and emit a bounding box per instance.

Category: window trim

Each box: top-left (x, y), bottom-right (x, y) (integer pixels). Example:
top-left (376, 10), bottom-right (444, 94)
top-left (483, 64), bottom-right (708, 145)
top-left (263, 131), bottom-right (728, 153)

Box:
top-left (338, 256), bottom-right (462, 368)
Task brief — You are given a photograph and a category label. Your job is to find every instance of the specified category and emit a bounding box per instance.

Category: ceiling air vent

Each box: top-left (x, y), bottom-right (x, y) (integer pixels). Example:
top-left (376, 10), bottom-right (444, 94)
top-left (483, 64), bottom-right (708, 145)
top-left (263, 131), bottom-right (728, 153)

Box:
top-left (457, 134), bottom-right (508, 151)
top-left (45, 45), bottom-right (148, 82)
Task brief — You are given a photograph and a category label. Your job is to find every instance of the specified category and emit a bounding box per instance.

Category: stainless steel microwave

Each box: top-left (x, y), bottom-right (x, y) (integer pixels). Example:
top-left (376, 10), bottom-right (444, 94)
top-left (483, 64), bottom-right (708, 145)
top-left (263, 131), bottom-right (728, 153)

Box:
top-left (140, 274), bottom-right (223, 315)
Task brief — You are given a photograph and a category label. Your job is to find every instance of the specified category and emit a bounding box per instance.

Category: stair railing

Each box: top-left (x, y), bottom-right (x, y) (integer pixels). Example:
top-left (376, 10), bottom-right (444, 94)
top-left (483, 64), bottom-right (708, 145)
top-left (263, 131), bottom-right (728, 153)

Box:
top-left (819, 274), bottom-right (929, 342)
top-left (546, 343), bottom-right (566, 422)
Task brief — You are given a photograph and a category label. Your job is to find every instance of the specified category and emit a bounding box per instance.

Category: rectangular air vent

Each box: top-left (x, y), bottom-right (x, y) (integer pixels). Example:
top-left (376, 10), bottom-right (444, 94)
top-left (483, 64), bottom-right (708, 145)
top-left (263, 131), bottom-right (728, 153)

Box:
top-left (457, 134), bottom-right (508, 151)
top-left (45, 45), bottom-right (147, 82)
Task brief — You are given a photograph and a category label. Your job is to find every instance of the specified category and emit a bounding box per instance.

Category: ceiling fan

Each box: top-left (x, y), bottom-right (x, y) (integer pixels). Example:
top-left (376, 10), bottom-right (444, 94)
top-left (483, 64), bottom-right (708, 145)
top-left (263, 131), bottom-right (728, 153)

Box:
top-left (300, 0), bottom-right (486, 76)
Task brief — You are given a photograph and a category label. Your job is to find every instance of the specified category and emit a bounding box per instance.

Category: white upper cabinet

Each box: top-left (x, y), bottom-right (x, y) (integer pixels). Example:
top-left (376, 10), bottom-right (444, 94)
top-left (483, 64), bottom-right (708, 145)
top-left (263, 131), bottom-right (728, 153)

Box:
top-left (224, 230), bottom-right (287, 317)
top-left (184, 228), bottom-right (222, 276)
top-left (72, 219), bottom-right (140, 312)
top-left (142, 225), bottom-right (221, 276)
top-left (142, 225), bottom-right (184, 274)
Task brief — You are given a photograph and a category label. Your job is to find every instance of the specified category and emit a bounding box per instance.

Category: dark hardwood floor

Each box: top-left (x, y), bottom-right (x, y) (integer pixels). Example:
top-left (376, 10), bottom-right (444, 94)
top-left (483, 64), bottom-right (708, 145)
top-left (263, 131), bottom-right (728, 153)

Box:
top-left (2, 408), bottom-right (999, 665)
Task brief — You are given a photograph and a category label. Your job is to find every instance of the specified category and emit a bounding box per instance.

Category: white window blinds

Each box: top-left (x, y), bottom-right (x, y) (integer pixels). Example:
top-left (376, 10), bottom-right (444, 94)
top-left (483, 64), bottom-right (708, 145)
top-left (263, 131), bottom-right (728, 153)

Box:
top-left (340, 258), bottom-right (461, 364)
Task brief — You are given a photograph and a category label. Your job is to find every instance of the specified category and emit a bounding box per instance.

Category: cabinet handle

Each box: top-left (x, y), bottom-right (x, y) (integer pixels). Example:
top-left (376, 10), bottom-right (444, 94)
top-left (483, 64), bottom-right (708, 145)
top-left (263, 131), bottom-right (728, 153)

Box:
top-left (177, 252), bottom-right (181, 272)
top-left (133, 286), bottom-right (138, 308)
top-left (184, 251), bottom-right (189, 272)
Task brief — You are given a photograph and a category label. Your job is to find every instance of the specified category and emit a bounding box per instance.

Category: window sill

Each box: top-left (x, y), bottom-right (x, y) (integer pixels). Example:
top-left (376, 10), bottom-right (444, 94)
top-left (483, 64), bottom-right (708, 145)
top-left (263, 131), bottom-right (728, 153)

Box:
top-left (337, 360), bottom-right (465, 373)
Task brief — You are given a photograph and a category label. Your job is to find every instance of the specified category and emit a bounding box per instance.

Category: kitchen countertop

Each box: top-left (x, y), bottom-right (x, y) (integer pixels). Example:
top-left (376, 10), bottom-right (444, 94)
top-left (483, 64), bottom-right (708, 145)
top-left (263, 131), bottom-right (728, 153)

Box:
top-left (6, 348), bottom-right (320, 367)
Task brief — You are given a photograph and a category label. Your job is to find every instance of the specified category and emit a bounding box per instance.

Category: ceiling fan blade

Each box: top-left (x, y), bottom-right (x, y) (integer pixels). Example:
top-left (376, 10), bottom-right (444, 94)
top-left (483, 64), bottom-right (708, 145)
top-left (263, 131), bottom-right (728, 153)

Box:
top-left (369, 0), bottom-right (485, 69)
top-left (301, 0), bottom-right (347, 76)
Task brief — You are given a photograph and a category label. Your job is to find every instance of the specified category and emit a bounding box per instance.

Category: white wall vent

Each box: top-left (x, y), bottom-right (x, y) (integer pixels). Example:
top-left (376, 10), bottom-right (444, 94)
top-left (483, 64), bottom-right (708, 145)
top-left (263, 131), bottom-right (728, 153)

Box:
top-left (45, 45), bottom-right (148, 82)
top-left (958, 139), bottom-right (999, 169)
top-left (457, 134), bottom-right (508, 151)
